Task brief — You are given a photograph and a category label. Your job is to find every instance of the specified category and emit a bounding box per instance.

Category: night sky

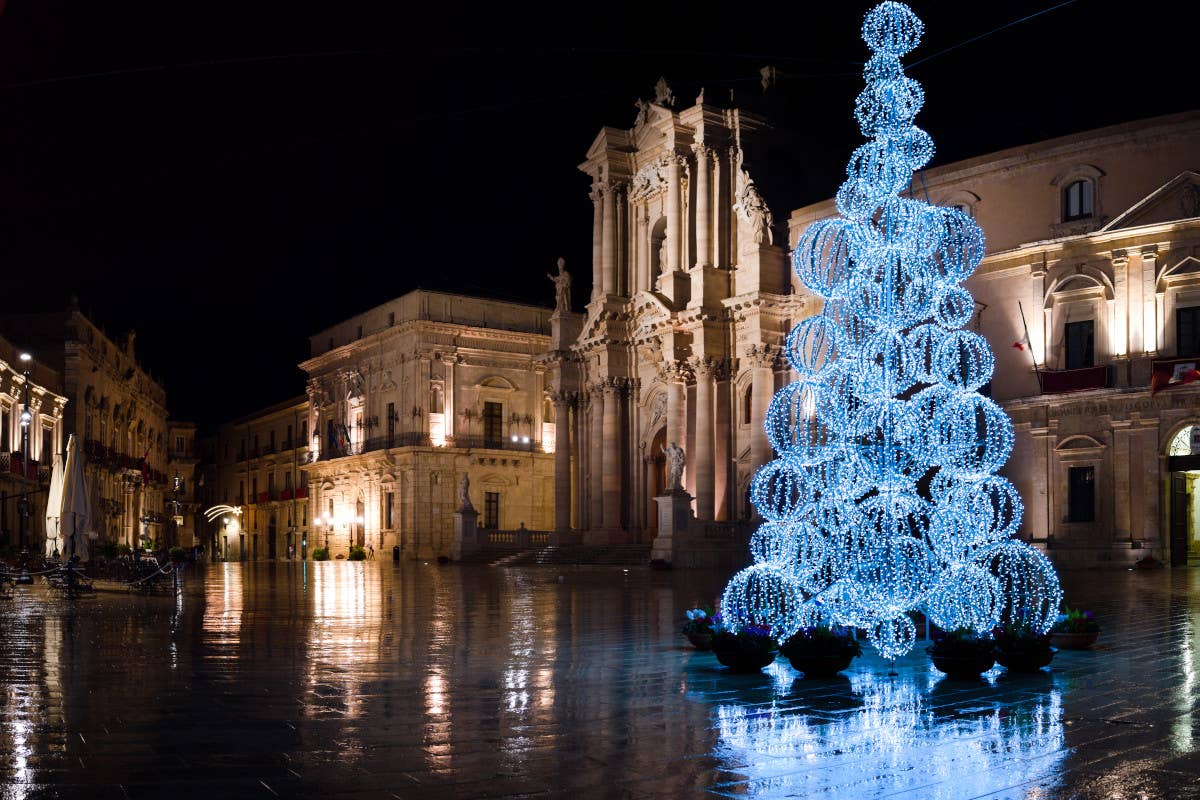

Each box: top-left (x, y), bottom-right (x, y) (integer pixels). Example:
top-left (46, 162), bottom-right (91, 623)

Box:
top-left (0, 0), bottom-right (1192, 429)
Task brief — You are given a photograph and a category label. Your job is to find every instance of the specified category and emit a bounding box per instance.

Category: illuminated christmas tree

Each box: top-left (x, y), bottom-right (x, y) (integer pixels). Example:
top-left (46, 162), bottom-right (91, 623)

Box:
top-left (720, 1), bottom-right (1061, 659)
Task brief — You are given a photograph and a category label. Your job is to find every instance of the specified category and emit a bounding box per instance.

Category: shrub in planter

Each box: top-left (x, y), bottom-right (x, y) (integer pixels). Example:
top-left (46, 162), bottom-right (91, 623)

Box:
top-left (1050, 606), bottom-right (1100, 649)
top-left (781, 625), bottom-right (862, 678)
top-left (116, 543), bottom-right (133, 557)
top-left (993, 620), bottom-right (1055, 673)
top-left (681, 607), bottom-right (716, 650)
top-left (928, 628), bottom-right (996, 678)
top-left (348, 546), bottom-right (367, 561)
top-left (168, 546), bottom-right (188, 563)
top-left (710, 622), bottom-right (778, 673)
top-left (312, 548), bottom-right (330, 561)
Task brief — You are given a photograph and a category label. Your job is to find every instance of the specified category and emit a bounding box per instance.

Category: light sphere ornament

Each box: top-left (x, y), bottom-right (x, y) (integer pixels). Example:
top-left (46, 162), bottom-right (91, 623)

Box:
top-left (722, 0), bottom-right (1060, 659)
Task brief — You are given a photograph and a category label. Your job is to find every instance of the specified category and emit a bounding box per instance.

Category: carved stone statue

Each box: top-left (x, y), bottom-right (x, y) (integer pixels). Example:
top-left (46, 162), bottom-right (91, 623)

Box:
top-left (662, 441), bottom-right (686, 492)
top-left (734, 174), bottom-right (774, 245)
top-left (633, 97), bottom-right (649, 127)
top-left (654, 76), bottom-right (675, 107)
top-left (547, 257), bottom-right (572, 313)
top-left (457, 473), bottom-right (475, 512)
top-left (657, 236), bottom-right (669, 275)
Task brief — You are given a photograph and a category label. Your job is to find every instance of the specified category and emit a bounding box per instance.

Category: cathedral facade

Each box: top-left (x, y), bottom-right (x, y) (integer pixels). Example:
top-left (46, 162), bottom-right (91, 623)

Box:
top-left (549, 92), bottom-right (802, 543)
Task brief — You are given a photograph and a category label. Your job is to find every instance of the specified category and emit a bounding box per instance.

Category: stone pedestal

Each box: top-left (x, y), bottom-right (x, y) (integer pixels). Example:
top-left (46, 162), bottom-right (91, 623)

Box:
top-left (651, 490), bottom-right (694, 564)
top-left (450, 507), bottom-right (479, 561)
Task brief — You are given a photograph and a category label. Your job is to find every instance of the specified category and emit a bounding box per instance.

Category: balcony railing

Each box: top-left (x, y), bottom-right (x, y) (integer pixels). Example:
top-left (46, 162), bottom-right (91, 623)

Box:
top-left (0, 452), bottom-right (40, 481)
top-left (317, 433), bottom-right (431, 462)
top-left (295, 486), bottom-right (309, 499)
top-left (450, 434), bottom-right (541, 453)
top-left (1039, 365), bottom-right (1113, 395)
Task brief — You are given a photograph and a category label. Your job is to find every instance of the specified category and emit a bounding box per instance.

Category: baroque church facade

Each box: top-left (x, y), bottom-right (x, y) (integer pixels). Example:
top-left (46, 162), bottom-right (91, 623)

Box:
top-left (548, 90), bottom-right (802, 543)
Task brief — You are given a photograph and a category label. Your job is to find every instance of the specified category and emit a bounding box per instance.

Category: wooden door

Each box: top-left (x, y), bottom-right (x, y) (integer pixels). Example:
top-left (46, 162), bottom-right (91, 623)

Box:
top-left (1171, 473), bottom-right (1188, 566)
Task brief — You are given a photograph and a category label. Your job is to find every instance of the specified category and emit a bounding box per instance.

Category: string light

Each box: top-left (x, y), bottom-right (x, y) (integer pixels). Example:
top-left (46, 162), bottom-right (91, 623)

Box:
top-left (720, 1), bottom-right (1061, 659)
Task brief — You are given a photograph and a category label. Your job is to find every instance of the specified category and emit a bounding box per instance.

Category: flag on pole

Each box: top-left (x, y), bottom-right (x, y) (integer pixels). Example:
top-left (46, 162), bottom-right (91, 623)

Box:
top-left (1151, 364), bottom-right (1200, 395)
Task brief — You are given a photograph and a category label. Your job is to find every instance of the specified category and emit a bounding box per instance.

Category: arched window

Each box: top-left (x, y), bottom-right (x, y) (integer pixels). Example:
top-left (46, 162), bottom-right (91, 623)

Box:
top-left (1061, 179), bottom-right (1094, 222)
top-left (743, 385), bottom-right (753, 425)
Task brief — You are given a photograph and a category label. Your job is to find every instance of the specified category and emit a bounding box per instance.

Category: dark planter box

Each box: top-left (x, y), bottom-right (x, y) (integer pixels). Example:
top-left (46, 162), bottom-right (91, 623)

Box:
top-left (930, 650), bottom-right (995, 678)
top-left (685, 631), bottom-right (713, 651)
top-left (783, 651), bottom-right (855, 678)
top-left (712, 639), bottom-right (777, 672)
top-left (1049, 631), bottom-right (1098, 650)
top-left (994, 646), bottom-right (1056, 673)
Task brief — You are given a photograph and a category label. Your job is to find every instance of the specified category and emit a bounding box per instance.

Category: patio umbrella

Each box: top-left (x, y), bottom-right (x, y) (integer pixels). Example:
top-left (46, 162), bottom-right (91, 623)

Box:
top-left (59, 434), bottom-right (91, 562)
top-left (43, 452), bottom-right (64, 557)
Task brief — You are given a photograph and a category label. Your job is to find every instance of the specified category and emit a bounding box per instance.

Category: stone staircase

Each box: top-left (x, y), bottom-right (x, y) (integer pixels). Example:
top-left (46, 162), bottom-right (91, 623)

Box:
top-left (458, 544), bottom-right (651, 567)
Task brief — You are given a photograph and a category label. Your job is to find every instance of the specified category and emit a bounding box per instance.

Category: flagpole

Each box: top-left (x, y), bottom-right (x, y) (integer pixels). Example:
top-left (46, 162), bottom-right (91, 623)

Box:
top-left (1018, 301), bottom-right (1042, 393)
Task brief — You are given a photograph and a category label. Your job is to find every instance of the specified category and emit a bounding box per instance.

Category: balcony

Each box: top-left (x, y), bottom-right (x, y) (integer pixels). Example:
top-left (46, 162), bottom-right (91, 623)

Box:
top-left (316, 433), bottom-right (431, 462)
top-left (295, 486), bottom-right (309, 499)
top-left (1039, 365), bottom-right (1113, 395)
top-left (280, 488), bottom-right (294, 501)
top-left (450, 434), bottom-right (541, 453)
top-left (0, 452), bottom-right (40, 481)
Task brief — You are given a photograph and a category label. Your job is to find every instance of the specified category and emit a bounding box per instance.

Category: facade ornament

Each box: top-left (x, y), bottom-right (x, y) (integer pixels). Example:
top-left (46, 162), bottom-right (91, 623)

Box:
top-left (547, 257), bottom-right (572, 313)
top-left (662, 441), bottom-right (686, 492)
top-left (647, 391), bottom-right (668, 430)
top-left (745, 344), bottom-right (779, 370)
top-left (734, 169), bottom-right (775, 245)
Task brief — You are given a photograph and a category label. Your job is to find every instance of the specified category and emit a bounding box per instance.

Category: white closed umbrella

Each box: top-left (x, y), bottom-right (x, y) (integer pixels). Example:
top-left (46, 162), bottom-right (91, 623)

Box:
top-left (59, 434), bottom-right (91, 562)
top-left (44, 452), bottom-right (64, 557)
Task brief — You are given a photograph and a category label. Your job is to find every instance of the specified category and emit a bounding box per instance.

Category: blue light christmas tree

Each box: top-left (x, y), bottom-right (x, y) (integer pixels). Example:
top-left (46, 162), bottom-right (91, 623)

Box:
top-left (720, 1), bottom-right (1061, 659)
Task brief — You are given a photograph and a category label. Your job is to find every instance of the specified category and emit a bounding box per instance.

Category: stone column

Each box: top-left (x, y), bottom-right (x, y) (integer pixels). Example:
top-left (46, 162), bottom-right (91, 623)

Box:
top-left (1111, 250), bottom-right (1128, 359)
top-left (589, 386), bottom-right (604, 528)
top-left (590, 186), bottom-right (603, 301)
top-left (532, 368), bottom-right (544, 447)
top-left (601, 379), bottom-right (623, 529)
top-left (691, 357), bottom-right (717, 520)
top-left (1142, 246), bottom-right (1158, 353)
top-left (747, 345), bottom-right (776, 472)
top-left (441, 356), bottom-right (456, 440)
top-left (602, 184), bottom-right (617, 296)
top-left (693, 144), bottom-right (711, 267)
top-left (639, 206), bottom-right (651, 293)
top-left (552, 392), bottom-right (572, 532)
top-left (1111, 420), bottom-right (1132, 542)
top-left (573, 394), bottom-right (585, 529)
top-left (666, 156), bottom-right (682, 274)
top-left (664, 363), bottom-right (687, 458)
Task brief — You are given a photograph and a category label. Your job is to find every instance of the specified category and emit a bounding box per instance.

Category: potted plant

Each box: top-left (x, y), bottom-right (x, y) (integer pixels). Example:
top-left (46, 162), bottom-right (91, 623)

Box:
top-left (681, 607), bottom-right (716, 650)
top-left (348, 546), bottom-right (367, 561)
top-left (710, 622), bottom-right (779, 673)
top-left (928, 628), bottom-right (996, 678)
top-left (1049, 606), bottom-right (1100, 649)
top-left (781, 624), bottom-right (862, 678)
top-left (993, 619), bottom-right (1056, 673)
top-left (167, 546), bottom-right (188, 564)
top-left (312, 547), bottom-right (330, 561)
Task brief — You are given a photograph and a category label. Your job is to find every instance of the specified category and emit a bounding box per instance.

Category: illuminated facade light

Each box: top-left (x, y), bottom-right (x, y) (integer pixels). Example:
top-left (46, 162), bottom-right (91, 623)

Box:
top-left (721, 1), bottom-right (1061, 659)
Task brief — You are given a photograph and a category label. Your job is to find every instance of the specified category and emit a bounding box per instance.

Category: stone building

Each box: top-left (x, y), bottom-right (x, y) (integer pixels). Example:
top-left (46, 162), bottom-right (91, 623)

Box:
top-left (299, 290), bottom-right (556, 559)
top-left (788, 110), bottom-right (1200, 567)
top-left (166, 421), bottom-right (201, 550)
top-left (0, 305), bottom-right (171, 554)
top-left (213, 397), bottom-right (311, 561)
top-left (548, 89), bottom-right (802, 546)
top-left (0, 333), bottom-right (67, 554)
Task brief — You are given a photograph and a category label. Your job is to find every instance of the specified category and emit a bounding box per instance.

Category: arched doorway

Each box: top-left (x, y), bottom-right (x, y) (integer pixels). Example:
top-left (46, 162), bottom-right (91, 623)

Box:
top-left (354, 496), bottom-right (365, 549)
top-left (646, 427), bottom-right (667, 534)
top-left (1166, 424), bottom-right (1200, 566)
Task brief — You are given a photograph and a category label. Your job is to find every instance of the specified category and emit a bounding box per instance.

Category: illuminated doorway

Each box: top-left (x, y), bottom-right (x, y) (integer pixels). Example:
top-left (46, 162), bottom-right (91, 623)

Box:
top-left (1166, 425), bottom-right (1200, 566)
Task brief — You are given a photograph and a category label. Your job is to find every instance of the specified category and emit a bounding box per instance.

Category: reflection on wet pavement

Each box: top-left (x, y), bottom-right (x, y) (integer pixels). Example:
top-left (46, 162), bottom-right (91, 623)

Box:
top-left (0, 562), bottom-right (1196, 798)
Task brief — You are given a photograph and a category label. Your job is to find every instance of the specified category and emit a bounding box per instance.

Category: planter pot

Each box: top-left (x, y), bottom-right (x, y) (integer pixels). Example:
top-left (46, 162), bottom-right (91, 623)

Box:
top-left (994, 646), bottom-right (1056, 673)
top-left (784, 651), bottom-right (855, 678)
top-left (712, 645), bottom-right (778, 673)
top-left (930, 651), bottom-right (996, 678)
top-left (1049, 631), bottom-right (1098, 650)
top-left (686, 631), bottom-right (713, 651)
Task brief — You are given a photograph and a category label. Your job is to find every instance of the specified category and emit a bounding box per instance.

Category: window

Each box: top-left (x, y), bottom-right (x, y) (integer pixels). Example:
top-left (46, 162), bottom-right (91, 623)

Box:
top-left (41, 428), bottom-right (51, 459)
top-left (1177, 306), bottom-right (1200, 356)
top-left (1061, 180), bottom-right (1094, 221)
top-left (1068, 466), bottom-right (1095, 523)
top-left (268, 430), bottom-right (275, 450)
top-left (430, 385), bottom-right (444, 414)
top-left (356, 325), bottom-right (363, 339)
top-left (1, 408), bottom-right (9, 451)
top-left (300, 419), bottom-right (308, 440)
top-left (253, 434), bottom-right (259, 453)
top-left (175, 436), bottom-right (184, 454)
top-left (252, 477), bottom-right (258, 498)
top-left (268, 473), bottom-right (275, 494)
top-left (299, 471), bottom-right (308, 488)
top-left (950, 203), bottom-right (973, 217)
top-left (483, 402), bottom-right (503, 447)
top-left (384, 491), bottom-right (394, 529)
top-left (743, 386), bottom-right (753, 426)
top-left (484, 491), bottom-right (500, 529)
top-left (285, 424), bottom-right (292, 448)
top-left (238, 480), bottom-right (244, 504)
top-left (388, 312), bottom-right (395, 326)
top-left (302, 505), bottom-right (307, 526)
top-left (328, 337), bottom-right (334, 351)
top-left (387, 402), bottom-right (396, 439)
top-left (1065, 320), bottom-right (1095, 370)
top-left (285, 471), bottom-right (292, 489)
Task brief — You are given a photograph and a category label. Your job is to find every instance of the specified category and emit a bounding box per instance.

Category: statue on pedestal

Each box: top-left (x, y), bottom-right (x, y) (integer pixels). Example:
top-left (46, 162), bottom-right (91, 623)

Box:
top-left (662, 441), bottom-right (686, 493)
top-left (457, 473), bottom-right (475, 512)
top-left (547, 257), bottom-right (572, 313)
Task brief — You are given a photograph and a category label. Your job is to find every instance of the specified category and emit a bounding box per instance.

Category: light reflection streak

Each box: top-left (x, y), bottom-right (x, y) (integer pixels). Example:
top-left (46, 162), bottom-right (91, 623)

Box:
top-left (713, 670), bottom-right (1065, 798)
top-left (306, 562), bottom-right (379, 723)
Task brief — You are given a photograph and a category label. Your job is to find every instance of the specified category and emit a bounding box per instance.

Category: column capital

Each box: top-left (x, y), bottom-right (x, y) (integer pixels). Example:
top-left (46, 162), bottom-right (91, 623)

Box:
top-left (689, 355), bottom-right (727, 381)
top-left (691, 142), bottom-right (716, 161)
top-left (1110, 248), bottom-right (1128, 265)
top-left (658, 360), bottom-right (692, 384)
top-left (1140, 245), bottom-right (1159, 260)
top-left (744, 344), bottom-right (780, 370)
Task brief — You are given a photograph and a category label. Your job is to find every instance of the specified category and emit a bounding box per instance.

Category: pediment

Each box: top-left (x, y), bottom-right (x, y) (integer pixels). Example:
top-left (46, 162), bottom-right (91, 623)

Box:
top-left (584, 126), bottom-right (634, 162)
top-left (1055, 434), bottom-right (1106, 452)
top-left (1102, 171), bottom-right (1200, 231)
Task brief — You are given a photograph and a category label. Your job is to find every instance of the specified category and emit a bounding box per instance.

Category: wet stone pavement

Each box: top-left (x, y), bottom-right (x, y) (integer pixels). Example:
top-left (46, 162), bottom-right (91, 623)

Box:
top-left (0, 563), bottom-right (1197, 799)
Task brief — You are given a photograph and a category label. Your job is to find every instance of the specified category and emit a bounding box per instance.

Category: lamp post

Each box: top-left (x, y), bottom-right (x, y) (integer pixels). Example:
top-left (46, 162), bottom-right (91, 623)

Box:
top-left (16, 353), bottom-right (33, 584)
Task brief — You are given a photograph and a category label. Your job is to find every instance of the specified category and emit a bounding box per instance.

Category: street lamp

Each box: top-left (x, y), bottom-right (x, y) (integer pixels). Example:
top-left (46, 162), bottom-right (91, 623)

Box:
top-left (15, 353), bottom-right (33, 584)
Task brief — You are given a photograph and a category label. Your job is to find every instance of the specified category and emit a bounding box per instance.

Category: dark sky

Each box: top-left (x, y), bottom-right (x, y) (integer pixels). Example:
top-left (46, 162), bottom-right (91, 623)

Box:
top-left (0, 0), bottom-right (1192, 429)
